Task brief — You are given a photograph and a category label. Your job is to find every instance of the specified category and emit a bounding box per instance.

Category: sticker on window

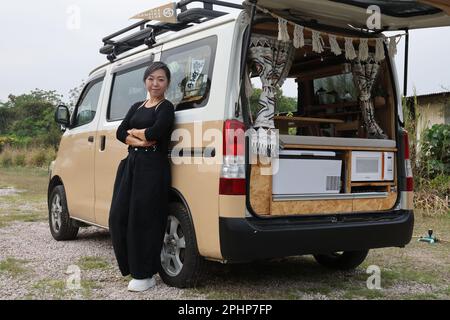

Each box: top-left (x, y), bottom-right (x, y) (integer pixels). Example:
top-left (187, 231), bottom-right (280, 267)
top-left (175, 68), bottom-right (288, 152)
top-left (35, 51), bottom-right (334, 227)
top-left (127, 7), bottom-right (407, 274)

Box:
top-left (185, 59), bottom-right (205, 97)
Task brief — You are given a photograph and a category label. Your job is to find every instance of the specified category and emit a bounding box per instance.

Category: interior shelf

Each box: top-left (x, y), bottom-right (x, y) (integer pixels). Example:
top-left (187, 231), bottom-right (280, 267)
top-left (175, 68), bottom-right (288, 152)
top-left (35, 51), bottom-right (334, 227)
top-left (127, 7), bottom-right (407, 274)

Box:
top-left (273, 192), bottom-right (389, 201)
top-left (351, 181), bottom-right (395, 187)
top-left (305, 100), bottom-right (386, 111)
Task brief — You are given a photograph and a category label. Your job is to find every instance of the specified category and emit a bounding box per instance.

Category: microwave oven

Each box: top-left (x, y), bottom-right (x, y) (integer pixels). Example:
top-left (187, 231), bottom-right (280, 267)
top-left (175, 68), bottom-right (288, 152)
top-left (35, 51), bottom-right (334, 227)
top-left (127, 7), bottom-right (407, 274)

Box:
top-left (351, 151), bottom-right (394, 182)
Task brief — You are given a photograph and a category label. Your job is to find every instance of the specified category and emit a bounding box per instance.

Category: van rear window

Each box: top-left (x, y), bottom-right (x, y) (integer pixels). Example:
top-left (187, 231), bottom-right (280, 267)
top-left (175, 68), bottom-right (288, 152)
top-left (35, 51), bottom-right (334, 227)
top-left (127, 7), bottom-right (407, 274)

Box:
top-left (161, 36), bottom-right (217, 112)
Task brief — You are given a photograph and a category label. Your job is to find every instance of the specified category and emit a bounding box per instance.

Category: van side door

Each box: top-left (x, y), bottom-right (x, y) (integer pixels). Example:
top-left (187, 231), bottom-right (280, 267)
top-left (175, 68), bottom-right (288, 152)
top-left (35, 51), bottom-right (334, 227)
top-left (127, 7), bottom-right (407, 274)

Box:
top-left (58, 74), bottom-right (105, 223)
top-left (93, 54), bottom-right (160, 227)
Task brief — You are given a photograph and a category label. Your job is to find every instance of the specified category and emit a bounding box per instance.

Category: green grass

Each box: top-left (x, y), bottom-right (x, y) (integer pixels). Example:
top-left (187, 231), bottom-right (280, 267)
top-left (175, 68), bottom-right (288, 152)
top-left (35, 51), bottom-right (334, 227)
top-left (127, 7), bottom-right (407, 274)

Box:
top-left (301, 285), bottom-right (333, 296)
top-left (341, 288), bottom-right (386, 300)
top-left (1, 167), bottom-right (450, 300)
top-left (31, 279), bottom-right (102, 300)
top-left (403, 293), bottom-right (440, 300)
top-left (0, 167), bottom-right (48, 228)
top-left (0, 213), bottom-right (46, 228)
top-left (32, 279), bottom-right (70, 300)
top-left (381, 268), bottom-right (442, 286)
top-left (0, 258), bottom-right (30, 276)
top-left (77, 256), bottom-right (110, 271)
top-left (0, 167), bottom-right (48, 193)
top-left (79, 280), bottom-right (102, 299)
top-left (439, 286), bottom-right (450, 296)
top-left (184, 214), bottom-right (450, 300)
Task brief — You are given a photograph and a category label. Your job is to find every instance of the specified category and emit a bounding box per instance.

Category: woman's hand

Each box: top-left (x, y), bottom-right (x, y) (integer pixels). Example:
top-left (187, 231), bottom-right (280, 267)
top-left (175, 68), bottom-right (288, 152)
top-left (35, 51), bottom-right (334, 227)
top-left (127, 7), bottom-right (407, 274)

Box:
top-left (125, 135), bottom-right (143, 147)
top-left (125, 131), bottom-right (157, 148)
top-left (127, 128), bottom-right (147, 142)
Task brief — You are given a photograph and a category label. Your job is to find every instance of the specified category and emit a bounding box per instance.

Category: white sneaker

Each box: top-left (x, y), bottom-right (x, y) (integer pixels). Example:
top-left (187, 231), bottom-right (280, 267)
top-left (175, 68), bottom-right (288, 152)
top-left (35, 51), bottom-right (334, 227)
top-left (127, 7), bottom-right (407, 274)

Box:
top-left (127, 277), bottom-right (156, 292)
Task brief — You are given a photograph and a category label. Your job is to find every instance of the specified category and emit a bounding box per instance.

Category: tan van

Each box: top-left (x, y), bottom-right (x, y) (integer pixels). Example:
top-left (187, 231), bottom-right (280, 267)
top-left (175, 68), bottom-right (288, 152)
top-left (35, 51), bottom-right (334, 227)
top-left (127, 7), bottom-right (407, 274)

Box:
top-left (49, 0), bottom-right (450, 288)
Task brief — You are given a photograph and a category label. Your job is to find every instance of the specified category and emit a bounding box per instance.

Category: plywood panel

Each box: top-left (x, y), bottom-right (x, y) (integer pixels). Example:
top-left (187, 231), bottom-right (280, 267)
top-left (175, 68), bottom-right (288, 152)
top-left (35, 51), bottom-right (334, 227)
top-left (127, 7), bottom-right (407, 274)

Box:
top-left (271, 199), bottom-right (353, 215)
top-left (249, 149), bottom-right (398, 216)
top-left (270, 192), bottom-right (398, 216)
top-left (249, 162), bottom-right (272, 215)
top-left (283, 144), bottom-right (397, 151)
top-left (352, 192), bottom-right (398, 212)
top-left (344, 151), bottom-right (352, 193)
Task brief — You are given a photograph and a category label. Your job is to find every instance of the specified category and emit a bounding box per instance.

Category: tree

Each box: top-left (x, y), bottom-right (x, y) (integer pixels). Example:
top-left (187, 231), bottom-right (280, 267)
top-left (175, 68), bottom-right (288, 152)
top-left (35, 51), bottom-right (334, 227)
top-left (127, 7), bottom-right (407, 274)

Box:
top-left (0, 89), bottom-right (64, 148)
top-left (68, 81), bottom-right (85, 115)
top-left (249, 87), bottom-right (297, 119)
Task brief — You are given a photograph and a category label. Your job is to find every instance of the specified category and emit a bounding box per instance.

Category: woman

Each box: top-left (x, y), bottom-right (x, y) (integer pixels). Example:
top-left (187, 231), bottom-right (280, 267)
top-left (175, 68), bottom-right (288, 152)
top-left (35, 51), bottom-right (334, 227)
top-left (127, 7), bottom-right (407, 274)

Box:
top-left (109, 61), bottom-right (175, 292)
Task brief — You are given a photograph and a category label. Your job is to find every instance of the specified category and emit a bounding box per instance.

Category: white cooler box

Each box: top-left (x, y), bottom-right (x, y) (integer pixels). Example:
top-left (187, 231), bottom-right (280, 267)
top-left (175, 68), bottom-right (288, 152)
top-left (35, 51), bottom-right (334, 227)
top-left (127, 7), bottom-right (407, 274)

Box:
top-left (272, 150), bottom-right (342, 196)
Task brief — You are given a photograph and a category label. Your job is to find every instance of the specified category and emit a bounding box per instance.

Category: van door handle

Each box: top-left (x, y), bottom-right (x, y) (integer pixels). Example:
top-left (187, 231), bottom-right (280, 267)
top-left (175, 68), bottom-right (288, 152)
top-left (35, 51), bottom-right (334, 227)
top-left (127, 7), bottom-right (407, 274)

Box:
top-left (100, 135), bottom-right (106, 151)
top-left (88, 136), bottom-right (94, 143)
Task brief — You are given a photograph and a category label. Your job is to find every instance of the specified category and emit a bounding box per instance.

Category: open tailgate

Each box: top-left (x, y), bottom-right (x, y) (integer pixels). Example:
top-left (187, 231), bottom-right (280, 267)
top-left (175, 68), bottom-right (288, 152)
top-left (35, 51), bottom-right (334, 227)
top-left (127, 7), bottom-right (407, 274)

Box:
top-left (254, 0), bottom-right (450, 30)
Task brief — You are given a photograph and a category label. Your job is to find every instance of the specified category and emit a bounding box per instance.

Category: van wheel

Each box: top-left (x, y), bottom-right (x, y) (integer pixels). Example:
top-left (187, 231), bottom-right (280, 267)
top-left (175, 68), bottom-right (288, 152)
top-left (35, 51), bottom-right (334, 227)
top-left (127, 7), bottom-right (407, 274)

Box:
top-left (159, 202), bottom-right (205, 288)
top-left (49, 185), bottom-right (79, 241)
top-left (313, 250), bottom-right (369, 270)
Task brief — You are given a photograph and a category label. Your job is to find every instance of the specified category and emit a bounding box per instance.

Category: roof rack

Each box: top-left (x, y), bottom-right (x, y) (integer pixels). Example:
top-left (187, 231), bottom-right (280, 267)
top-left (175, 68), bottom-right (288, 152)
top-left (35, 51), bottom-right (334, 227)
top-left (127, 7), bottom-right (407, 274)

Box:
top-left (100, 0), bottom-right (244, 62)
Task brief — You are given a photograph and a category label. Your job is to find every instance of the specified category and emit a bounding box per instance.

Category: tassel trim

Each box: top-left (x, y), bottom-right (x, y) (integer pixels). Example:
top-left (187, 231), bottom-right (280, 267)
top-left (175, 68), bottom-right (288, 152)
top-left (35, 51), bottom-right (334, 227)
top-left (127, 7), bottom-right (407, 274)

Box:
top-left (277, 18), bottom-right (290, 42)
top-left (345, 37), bottom-right (357, 60)
top-left (328, 35), bottom-right (342, 56)
top-left (312, 30), bottom-right (325, 54)
top-left (293, 25), bottom-right (305, 49)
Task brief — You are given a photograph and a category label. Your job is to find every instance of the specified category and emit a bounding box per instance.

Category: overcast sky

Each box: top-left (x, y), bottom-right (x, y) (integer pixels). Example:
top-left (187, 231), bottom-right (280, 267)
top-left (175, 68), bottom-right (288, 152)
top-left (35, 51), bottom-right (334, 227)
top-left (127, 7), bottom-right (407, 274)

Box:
top-left (0, 0), bottom-right (449, 103)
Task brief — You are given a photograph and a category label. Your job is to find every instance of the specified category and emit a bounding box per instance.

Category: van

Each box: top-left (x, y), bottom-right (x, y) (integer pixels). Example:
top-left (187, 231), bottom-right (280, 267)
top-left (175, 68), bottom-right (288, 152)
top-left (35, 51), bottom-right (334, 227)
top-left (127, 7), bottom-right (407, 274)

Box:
top-left (48, 0), bottom-right (450, 288)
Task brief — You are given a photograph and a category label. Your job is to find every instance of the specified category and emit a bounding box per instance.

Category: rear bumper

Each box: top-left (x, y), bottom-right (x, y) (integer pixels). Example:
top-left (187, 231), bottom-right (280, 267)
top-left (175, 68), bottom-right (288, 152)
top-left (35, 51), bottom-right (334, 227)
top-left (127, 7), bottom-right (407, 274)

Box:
top-left (219, 210), bottom-right (414, 262)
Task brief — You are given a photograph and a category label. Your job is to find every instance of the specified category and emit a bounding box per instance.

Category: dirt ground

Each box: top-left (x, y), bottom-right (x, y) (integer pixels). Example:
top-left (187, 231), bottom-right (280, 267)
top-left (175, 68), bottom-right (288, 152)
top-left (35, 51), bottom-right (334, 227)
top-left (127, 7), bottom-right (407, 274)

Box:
top-left (1, 167), bottom-right (449, 300)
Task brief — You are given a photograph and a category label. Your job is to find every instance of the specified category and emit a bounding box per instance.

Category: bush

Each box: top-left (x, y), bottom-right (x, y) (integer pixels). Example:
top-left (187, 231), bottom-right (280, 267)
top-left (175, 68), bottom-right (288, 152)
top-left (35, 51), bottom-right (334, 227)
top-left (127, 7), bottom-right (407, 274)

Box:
top-left (419, 124), bottom-right (450, 178)
top-left (428, 174), bottom-right (450, 199)
top-left (415, 191), bottom-right (449, 217)
top-left (0, 89), bottom-right (64, 149)
top-left (404, 98), bottom-right (450, 216)
top-left (0, 152), bottom-right (13, 167)
top-left (14, 153), bottom-right (26, 167)
top-left (45, 148), bottom-right (57, 167)
top-left (0, 136), bottom-right (18, 153)
top-left (0, 146), bottom-right (56, 168)
top-left (29, 149), bottom-right (48, 167)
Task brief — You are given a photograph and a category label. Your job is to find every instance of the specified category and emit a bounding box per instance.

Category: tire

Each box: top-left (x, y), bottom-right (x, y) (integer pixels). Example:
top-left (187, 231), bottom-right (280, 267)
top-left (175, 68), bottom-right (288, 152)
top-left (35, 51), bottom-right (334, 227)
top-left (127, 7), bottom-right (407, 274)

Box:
top-left (48, 185), bottom-right (79, 241)
top-left (159, 202), bottom-right (205, 288)
top-left (313, 250), bottom-right (369, 270)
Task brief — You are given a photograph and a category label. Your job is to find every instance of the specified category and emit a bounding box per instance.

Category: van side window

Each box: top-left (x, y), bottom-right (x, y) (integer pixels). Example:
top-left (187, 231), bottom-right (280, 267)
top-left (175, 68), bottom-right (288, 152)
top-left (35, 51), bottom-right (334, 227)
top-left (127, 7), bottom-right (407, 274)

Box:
top-left (73, 78), bottom-right (103, 127)
top-left (161, 36), bottom-right (217, 111)
top-left (108, 65), bottom-right (148, 121)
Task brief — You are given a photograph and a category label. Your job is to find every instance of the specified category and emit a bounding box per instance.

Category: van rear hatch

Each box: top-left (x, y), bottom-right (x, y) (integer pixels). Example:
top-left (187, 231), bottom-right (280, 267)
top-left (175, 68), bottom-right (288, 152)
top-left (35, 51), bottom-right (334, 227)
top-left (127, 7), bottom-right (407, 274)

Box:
top-left (254, 0), bottom-right (450, 30)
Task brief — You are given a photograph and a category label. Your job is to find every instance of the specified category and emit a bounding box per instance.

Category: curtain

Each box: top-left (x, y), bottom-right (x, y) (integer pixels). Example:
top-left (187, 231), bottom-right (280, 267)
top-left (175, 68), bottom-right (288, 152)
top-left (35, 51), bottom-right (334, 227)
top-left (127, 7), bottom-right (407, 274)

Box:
top-left (351, 59), bottom-right (388, 139)
top-left (247, 36), bottom-right (294, 129)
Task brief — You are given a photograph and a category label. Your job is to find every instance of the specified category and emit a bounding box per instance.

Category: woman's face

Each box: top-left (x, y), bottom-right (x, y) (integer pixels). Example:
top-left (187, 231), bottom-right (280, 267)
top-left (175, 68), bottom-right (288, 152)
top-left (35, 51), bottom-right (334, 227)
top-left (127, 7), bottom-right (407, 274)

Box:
top-left (145, 68), bottom-right (169, 98)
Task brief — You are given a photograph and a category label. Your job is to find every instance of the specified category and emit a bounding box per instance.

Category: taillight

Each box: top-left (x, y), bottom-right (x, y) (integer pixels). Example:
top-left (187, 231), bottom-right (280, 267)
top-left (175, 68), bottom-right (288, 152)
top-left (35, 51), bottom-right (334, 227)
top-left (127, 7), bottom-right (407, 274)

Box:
top-left (403, 130), bottom-right (414, 192)
top-left (220, 120), bottom-right (246, 195)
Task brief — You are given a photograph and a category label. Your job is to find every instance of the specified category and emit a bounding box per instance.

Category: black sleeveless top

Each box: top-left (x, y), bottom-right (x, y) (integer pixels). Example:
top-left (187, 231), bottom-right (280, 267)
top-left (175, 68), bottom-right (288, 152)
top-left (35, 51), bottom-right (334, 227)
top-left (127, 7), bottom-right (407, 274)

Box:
top-left (116, 100), bottom-right (175, 155)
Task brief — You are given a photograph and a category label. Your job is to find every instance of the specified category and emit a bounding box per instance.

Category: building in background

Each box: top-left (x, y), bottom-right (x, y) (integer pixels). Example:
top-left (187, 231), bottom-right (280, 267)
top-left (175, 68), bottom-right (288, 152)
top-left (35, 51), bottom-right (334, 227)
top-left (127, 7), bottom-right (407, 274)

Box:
top-left (407, 91), bottom-right (450, 141)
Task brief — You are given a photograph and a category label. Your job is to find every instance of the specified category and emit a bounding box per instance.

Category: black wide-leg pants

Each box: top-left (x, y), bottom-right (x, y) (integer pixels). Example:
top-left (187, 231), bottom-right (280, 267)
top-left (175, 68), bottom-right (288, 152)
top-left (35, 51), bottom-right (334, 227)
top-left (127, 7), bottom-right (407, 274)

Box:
top-left (109, 148), bottom-right (170, 279)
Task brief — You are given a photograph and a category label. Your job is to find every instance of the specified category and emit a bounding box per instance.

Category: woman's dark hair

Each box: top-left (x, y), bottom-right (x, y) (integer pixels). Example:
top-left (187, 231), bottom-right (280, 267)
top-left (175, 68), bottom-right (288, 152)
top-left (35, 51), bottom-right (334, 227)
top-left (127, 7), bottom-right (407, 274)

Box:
top-left (143, 61), bottom-right (171, 84)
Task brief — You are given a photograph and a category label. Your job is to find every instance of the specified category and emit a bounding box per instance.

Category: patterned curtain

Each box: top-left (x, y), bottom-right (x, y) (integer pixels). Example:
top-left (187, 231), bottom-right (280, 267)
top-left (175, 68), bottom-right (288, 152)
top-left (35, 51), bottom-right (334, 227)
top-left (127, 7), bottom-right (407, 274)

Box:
top-left (351, 59), bottom-right (388, 139)
top-left (247, 36), bottom-right (294, 129)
